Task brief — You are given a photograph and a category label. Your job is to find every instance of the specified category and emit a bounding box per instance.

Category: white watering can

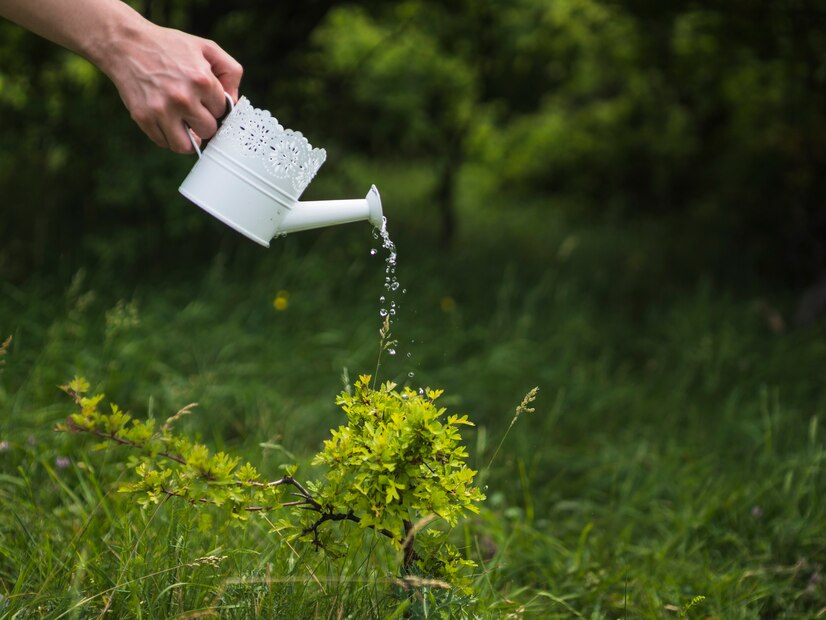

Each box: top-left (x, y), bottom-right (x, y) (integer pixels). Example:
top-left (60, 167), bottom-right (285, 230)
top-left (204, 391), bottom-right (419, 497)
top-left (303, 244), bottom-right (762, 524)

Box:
top-left (179, 95), bottom-right (383, 247)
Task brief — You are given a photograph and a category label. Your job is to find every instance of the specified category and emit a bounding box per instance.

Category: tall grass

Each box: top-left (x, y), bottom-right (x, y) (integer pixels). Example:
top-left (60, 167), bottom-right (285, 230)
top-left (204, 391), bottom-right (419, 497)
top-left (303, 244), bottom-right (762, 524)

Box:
top-left (0, 168), bottom-right (824, 617)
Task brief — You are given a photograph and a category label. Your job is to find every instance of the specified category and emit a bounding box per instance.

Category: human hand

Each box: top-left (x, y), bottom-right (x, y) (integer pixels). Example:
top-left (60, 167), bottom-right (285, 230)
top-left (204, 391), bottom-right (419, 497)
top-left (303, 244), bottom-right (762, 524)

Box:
top-left (97, 20), bottom-right (243, 153)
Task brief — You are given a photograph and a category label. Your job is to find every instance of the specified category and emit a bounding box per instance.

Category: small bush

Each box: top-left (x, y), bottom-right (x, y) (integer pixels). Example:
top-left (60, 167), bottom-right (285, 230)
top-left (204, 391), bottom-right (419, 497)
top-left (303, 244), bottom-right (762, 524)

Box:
top-left (58, 374), bottom-right (484, 592)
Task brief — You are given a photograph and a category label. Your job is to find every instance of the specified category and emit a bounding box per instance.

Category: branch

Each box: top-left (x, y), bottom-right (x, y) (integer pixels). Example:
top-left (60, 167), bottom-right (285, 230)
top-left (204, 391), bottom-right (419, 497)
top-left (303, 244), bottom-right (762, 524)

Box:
top-left (265, 477), bottom-right (320, 506)
top-left (65, 421), bottom-right (187, 465)
top-left (301, 510), bottom-right (399, 553)
top-left (63, 422), bottom-right (322, 510)
top-left (161, 489), bottom-right (282, 513)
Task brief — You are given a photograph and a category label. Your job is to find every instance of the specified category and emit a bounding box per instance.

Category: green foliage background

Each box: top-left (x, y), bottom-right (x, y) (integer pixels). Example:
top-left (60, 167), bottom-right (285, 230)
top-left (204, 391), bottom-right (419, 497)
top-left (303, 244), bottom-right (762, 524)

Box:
top-left (3, 0), bottom-right (826, 284)
top-left (1, 1), bottom-right (826, 617)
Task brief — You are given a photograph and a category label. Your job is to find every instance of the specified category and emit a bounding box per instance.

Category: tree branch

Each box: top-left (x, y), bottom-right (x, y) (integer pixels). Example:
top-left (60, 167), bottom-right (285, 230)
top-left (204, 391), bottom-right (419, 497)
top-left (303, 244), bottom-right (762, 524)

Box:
top-left (65, 421), bottom-right (187, 465)
top-left (301, 509), bottom-right (399, 552)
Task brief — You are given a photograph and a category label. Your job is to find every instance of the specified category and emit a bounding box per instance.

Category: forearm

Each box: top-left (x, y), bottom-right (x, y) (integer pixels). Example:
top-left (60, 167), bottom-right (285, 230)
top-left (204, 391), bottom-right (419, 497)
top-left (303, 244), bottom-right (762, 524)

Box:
top-left (0, 0), bottom-right (243, 153)
top-left (0, 0), bottom-right (147, 76)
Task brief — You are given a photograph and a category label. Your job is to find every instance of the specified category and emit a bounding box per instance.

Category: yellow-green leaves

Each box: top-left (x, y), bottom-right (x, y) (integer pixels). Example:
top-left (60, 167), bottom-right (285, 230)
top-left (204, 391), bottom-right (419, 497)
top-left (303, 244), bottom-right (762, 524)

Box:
top-left (59, 376), bottom-right (90, 397)
top-left (311, 375), bottom-right (484, 580)
top-left (60, 374), bottom-right (484, 590)
top-left (236, 463), bottom-right (260, 483)
top-left (58, 377), bottom-right (288, 520)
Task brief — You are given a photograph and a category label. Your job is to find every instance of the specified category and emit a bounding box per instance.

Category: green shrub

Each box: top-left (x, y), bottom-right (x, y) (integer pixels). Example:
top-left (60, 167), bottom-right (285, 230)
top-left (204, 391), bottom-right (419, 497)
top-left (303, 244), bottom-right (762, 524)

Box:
top-left (58, 373), bottom-right (484, 592)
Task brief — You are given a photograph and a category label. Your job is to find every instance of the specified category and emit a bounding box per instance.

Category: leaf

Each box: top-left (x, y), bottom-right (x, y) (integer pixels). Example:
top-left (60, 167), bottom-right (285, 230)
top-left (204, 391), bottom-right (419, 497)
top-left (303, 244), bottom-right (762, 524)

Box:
top-left (237, 463), bottom-right (260, 483)
top-left (448, 414), bottom-right (474, 426)
top-left (426, 389), bottom-right (444, 401)
top-left (60, 376), bottom-right (90, 396)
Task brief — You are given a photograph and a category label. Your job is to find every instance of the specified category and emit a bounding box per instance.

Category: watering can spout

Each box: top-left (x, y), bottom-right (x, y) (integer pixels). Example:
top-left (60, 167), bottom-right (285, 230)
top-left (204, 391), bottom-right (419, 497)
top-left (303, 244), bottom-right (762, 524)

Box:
top-left (278, 185), bottom-right (384, 235)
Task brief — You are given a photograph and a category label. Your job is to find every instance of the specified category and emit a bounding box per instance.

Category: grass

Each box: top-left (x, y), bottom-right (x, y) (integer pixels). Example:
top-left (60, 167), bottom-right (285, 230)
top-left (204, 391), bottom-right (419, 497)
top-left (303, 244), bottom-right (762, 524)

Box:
top-left (0, 166), bottom-right (825, 617)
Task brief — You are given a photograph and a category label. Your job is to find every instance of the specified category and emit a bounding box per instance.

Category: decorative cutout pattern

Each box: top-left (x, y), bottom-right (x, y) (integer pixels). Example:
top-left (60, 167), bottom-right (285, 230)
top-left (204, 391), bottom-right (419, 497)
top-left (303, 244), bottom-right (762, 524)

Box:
top-left (217, 97), bottom-right (326, 195)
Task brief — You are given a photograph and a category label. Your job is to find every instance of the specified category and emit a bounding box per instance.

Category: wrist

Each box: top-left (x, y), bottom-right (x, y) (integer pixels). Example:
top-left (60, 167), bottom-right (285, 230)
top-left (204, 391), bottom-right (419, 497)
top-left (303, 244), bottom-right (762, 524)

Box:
top-left (81, 2), bottom-right (150, 78)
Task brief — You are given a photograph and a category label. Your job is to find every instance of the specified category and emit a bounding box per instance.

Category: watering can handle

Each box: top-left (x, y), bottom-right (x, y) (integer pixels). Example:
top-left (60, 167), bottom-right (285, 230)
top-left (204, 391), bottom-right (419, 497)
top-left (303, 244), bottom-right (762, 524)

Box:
top-left (186, 92), bottom-right (234, 158)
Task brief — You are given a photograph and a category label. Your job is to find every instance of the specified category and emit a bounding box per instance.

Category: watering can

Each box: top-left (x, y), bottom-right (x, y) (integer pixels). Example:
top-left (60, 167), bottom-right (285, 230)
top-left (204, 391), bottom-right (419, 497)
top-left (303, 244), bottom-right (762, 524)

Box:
top-left (179, 95), bottom-right (383, 247)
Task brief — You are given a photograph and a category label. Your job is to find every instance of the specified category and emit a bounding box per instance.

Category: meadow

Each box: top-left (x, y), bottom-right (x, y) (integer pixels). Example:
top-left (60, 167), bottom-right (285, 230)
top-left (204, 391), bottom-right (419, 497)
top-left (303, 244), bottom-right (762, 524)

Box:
top-left (0, 168), bottom-right (824, 618)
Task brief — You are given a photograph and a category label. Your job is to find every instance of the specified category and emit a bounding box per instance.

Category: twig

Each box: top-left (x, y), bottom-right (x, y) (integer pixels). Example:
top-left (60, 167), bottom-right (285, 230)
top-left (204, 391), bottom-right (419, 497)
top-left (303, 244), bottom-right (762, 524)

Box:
top-left (65, 422), bottom-right (187, 465)
top-left (301, 510), bottom-right (398, 551)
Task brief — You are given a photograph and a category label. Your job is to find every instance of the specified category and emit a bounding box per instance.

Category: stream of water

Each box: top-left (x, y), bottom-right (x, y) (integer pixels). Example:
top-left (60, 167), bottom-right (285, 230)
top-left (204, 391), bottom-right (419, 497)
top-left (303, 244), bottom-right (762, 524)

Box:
top-left (372, 217), bottom-right (414, 378)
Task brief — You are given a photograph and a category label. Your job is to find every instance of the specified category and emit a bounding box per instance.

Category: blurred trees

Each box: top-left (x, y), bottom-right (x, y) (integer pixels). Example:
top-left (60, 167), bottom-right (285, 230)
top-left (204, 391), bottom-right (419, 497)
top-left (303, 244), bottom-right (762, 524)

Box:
top-left (2, 0), bottom-right (826, 286)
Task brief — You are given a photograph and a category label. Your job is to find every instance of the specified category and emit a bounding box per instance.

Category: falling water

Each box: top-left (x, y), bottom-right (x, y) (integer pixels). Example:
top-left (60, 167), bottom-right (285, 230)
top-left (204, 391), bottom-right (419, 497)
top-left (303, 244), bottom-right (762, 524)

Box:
top-left (373, 216), bottom-right (398, 333)
top-left (371, 216), bottom-right (415, 376)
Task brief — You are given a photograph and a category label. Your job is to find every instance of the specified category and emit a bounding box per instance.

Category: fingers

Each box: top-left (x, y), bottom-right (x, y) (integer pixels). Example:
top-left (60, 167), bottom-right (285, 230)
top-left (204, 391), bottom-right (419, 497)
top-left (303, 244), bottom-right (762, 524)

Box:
top-left (133, 103), bottom-right (205, 154)
top-left (162, 121), bottom-right (191, 154)
top-left (115, 27), bottom-right (243, 153)
top-left (182, 109), bottom-right (218, 143)
top-left (183, 126), bottom-right (202, 153)
top-left (170, 43), bottom-right (241, 152)
top-left (159, 42), bottom-right (240, 152)
top-left (191, 67), bottom-right (228, 119)
top-left (147, 121), bottom-right (193, 156)
top-left (130, 82), bottom-right (220, 153)
top-left (202, 40), bottom-right (243, 102)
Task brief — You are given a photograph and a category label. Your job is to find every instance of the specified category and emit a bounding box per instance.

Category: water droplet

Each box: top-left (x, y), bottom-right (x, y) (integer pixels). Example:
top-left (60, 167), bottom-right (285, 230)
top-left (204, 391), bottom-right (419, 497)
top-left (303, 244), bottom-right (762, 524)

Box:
top-left (388, 348), bottom-right (396, 356)
top-left (406, 352), bottom-right (412, 358)
top-left (408, 371), bottom-right (415, 378)
top-left (373, 217), bottom-right (404, 332)
top-left (370, 248), bottom-right (377, 256)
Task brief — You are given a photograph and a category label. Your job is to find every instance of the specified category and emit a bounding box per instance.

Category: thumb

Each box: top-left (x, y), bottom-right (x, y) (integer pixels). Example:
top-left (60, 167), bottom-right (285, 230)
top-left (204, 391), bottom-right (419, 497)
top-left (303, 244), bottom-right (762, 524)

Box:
top-left (203, 41), bottom-right (243, 101)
